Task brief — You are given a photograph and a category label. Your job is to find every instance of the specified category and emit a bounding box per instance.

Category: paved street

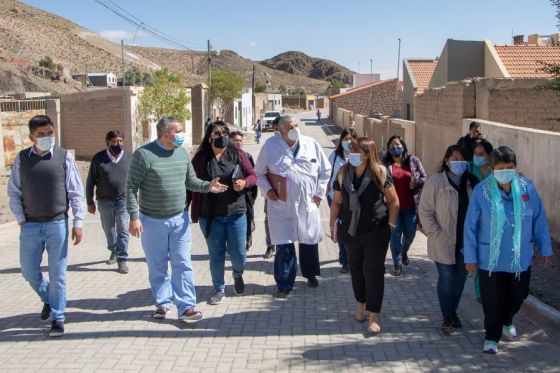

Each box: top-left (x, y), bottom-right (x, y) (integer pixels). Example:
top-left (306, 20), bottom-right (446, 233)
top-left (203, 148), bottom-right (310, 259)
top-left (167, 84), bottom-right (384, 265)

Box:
top-left (0, 111), bottom-right (559, 372)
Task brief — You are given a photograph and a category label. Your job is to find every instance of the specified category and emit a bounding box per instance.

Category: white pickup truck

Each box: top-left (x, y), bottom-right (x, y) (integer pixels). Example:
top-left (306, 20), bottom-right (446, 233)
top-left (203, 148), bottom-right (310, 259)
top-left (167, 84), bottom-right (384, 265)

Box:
top-left (262, 111), bottom-right (281, 131)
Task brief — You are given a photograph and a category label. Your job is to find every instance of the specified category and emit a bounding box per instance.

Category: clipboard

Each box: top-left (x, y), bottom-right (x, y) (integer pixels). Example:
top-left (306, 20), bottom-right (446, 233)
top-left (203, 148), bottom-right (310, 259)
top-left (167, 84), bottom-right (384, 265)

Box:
top-left (266, 173), bottom-right (287, 202)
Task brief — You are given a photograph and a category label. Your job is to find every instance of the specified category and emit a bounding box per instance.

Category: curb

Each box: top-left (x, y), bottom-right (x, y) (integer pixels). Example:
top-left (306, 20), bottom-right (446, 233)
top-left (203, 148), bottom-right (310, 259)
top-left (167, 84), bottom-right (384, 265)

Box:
top-left (521, 295), bottom-right (560, 334)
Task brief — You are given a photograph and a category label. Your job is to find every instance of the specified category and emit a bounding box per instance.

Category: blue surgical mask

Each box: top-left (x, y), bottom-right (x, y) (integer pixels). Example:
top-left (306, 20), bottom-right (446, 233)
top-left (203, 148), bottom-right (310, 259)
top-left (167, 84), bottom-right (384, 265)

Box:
top-left (173, 132), bottom-right (185, 147)
top-left (473, 155), bottom-right (487, 167)
top-left (494, 169), bottom-right (517, 184)
top-left (341, 140), bottom-right (351, 153)
top-left (449, 161), bottom-right (468, 176)
top-left (389, 146), bottom-right (404, 157)
top-left (348, 153), bottom-right (363, 167)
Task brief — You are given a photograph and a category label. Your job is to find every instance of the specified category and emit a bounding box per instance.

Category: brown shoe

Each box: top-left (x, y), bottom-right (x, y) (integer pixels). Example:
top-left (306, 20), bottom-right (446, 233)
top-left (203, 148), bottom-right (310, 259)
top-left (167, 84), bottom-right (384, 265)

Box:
top-left (368, 313), bottom-right (381, 334)
top-left (355, 302), bottom-right (367, 322)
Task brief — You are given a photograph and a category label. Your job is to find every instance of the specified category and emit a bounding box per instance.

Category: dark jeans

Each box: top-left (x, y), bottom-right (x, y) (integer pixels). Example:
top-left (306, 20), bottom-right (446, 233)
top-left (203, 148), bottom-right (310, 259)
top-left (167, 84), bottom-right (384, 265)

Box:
top-left (479, 268), bottom-right (531, 342)
top-left (344, 224), bottom-right (391, 313)
top-left (327, 196), bottom-right (348, 266)
top-left (98, 196), bottom-right (129, 262)
top-left (274, 243), bottom-right (320, 293)
top-left (434, 250), bottom-right (468, 317)
top-left (389, 208), bottom-right (417, 265)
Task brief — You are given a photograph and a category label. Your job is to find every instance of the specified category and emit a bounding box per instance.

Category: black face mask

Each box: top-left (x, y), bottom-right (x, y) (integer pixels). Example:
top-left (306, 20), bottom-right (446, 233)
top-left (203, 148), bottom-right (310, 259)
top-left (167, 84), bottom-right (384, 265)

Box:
top-left (109, 144), bottom-right (123, 154)
top-left (211, 136), bottom-right (229, 149)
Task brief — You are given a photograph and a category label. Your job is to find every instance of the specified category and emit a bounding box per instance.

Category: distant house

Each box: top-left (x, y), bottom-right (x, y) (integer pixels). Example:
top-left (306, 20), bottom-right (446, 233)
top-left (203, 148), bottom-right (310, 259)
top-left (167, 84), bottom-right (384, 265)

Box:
top-left (233, 88), bottom-right (253, 129)
top-left (402, 59), bottom-right (438, 120)
top-left (72, 72), bottom-right (118, 87)
top-left (328, 79), bottom-right (402, 118)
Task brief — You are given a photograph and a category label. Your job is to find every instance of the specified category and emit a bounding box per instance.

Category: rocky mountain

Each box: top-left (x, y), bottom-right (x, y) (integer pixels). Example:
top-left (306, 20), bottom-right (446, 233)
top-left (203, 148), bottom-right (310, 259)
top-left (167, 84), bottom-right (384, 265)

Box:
top-left (0, 0), bottom-right (347, 95)
top-left (261, 51), bottom-right (354, 85)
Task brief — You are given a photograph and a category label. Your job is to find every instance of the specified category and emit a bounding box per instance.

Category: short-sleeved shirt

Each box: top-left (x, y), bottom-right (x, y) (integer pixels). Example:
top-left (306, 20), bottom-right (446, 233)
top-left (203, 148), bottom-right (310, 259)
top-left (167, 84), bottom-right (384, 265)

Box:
top-left (391, 163), bottom-right (414, 210)
top-left (333, 166), bottom-right (392, 241)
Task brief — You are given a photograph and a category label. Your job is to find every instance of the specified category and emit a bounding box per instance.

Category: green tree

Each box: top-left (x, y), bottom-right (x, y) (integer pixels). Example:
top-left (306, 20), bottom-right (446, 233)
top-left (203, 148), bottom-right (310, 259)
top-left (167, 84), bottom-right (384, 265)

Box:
top-left (254, 82), bottom-right (266, 93)
top-left (125, 68), bottom-right (143, 86)
top-left (138, 68), bottom-right (190, 121)
top-left (210, 69), bottom-right (244, 118)
top-left (329, 78), bottom-right (346, 89)
top-left (292, 87), bottom-right (306, 96)
top-left (278, 84), bottom-right (287, 94)
top-left (38, 56), bottom-right (54, 69)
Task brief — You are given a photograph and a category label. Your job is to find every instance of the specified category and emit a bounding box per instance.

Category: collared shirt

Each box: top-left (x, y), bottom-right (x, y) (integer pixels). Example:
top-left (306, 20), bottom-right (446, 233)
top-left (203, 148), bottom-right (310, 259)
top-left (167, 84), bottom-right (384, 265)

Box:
top-left (7, 146), bottom-right (85, 228)
top-left (106, 148), bottom-right (124, 163)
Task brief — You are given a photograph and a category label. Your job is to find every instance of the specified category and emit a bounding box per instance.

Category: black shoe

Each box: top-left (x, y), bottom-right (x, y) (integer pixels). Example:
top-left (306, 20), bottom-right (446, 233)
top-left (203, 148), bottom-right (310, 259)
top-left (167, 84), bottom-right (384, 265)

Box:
top-left (402, 252), bottom-right (410, 266)
top-left (263, 246), bottom-right (275, 259)
top-left (106, 252), bottom-right (116, 265)
top-left (340, 264), bottom-right (349, 273)
top-left (233, 275), bottom-right (245, 295)
top-left (307, 276), bottom-right (319, 288)
top-left (49, 321), bottom-right (64, 337)
top-left (451, 312), bottom-right (462, 329)
top-left (117, 261), bottom-right (129, 274)
top-left (40, 303), bottom-right (51, 322)
top-left (391, 265), bottom-right (402, 276)
top-left (441, 315), bottom-right (454, 333)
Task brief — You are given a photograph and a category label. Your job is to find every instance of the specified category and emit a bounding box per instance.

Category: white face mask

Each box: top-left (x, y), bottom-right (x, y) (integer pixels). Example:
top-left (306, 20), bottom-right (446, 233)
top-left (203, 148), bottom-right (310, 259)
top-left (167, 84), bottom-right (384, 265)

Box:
top-left (36, 136), bottom-right (55, 152)
top-left (287, 127), bottom-right (300, 142)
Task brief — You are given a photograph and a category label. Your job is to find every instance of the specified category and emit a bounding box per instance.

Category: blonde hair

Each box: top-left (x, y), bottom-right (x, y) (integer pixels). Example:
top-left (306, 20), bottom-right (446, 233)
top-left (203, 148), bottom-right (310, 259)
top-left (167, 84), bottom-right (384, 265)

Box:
top-left (338, 137), bottom-right (387, 191)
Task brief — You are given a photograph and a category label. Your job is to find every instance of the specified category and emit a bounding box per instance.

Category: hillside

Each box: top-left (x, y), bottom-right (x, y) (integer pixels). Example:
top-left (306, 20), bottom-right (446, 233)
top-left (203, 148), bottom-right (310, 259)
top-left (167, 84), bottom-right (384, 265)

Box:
top-left (261, 51), bottom-right (354, 85)
top-left (0, 0), bottom-right (342, 95)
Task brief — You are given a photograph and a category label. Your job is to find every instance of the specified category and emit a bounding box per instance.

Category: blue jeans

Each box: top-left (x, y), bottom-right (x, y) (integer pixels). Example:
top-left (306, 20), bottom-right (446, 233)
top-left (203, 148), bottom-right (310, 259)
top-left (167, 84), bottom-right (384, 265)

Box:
top-left (435, 250), bottom-right (468, 317)
top-left (199, 212), bottom-right (247, 292)
top-left (98, 196), bottom-right (129, 262)
top-left (140, 211), bottom-right (196, 315)
top-left (19, 220), bottom-right (68, 321)
top-left (327, 196), bottom-right (348, 266)
top-left (390, 208), bottom-right (417, 265)
top-left (274, 243), bottom-right (320, 293)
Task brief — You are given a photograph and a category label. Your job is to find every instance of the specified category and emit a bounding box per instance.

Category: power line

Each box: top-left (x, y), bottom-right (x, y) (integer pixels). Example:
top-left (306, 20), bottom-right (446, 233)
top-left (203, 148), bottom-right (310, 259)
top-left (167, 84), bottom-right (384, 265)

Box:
top-left (93, 0), bottom-right (203, 51)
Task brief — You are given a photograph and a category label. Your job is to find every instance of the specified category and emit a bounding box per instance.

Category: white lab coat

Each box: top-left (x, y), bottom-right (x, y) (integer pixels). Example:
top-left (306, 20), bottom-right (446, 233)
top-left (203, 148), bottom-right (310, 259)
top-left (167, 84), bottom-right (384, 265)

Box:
top-left (255, 134), bottom-right (331, 245)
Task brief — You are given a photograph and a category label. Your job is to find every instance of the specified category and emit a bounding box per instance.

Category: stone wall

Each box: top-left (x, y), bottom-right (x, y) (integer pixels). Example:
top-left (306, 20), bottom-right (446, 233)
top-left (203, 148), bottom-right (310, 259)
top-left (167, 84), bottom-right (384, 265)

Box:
top-left (330, 79), bottom-right (402, 118)
top-left (475, 78), bottom-right (560, 132)
top-left (191, 84), bottom-right (207, 146)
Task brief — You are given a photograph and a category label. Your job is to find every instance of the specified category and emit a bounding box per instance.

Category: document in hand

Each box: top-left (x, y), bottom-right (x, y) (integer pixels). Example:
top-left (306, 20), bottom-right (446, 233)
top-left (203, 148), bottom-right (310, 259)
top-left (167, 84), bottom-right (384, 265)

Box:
top-left (266, 173), bottom-right (287, 201)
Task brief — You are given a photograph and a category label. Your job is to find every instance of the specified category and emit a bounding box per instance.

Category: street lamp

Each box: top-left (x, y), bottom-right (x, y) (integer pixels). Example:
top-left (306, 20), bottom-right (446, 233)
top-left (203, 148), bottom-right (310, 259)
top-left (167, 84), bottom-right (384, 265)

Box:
top-left (207, 40), bottom-right (220, 119)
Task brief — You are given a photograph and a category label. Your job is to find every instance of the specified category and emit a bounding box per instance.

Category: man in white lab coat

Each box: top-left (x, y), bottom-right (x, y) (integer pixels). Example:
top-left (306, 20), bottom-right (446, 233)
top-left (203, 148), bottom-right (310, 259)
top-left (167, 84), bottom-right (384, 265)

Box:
top-left (255, 115), bottom-right (331, 299)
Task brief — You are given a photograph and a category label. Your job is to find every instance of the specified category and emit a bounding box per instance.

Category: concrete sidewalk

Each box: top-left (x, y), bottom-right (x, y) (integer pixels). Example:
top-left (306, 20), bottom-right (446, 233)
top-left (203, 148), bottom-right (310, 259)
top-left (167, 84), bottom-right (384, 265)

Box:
top-left (0, 111), bottom-right (558, 372)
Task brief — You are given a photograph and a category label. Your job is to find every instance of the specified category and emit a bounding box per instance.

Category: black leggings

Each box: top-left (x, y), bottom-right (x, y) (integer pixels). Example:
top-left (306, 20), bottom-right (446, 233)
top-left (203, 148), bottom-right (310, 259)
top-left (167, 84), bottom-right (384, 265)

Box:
top-left (344, 224), bottom-right (391, 313)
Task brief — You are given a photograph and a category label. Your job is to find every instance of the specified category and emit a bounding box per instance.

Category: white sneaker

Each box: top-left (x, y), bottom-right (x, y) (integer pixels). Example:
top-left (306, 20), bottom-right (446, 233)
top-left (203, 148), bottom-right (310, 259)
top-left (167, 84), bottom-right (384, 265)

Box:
top-left (483, 340), bottom-right (499, 354)
top-left (207, 290), bottom-right (225, 305)
top-left (502, 324), bottom-right (517, 339)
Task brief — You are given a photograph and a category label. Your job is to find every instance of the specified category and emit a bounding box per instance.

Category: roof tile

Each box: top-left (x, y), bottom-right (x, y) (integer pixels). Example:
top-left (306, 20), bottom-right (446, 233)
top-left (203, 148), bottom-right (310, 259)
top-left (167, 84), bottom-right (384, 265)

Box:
top-left (494, 45), bottom-right (560, 78)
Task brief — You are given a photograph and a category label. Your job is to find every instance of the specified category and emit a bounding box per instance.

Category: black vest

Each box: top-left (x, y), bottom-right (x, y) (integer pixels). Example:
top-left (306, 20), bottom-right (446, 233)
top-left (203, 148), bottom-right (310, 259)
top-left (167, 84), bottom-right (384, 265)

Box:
top-left (19, 145), bottom-right (68, 222)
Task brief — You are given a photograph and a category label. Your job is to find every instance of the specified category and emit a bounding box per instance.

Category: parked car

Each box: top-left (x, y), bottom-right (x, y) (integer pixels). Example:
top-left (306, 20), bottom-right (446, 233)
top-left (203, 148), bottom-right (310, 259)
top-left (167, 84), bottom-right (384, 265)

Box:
top-left (262, 111), bottom-right (281, 131)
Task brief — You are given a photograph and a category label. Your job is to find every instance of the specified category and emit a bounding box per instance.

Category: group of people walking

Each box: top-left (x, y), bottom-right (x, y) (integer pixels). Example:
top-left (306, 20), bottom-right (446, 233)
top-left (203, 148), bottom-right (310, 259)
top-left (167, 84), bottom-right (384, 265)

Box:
top-left (7, 114), bottom-right (553, 355)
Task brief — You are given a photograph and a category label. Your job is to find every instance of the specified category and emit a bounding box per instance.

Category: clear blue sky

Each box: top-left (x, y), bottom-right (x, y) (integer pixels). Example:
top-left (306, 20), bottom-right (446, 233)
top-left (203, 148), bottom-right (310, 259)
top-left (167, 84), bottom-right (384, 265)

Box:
top-left (21, 0), bottom-right (558, 79)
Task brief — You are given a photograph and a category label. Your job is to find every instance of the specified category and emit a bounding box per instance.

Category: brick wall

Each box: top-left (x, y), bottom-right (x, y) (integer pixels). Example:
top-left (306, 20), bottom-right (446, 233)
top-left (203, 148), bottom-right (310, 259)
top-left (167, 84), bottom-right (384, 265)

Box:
top-left (331, 80), bottom-right (402, 118)
top-left (1, 108), bottom-right (45, 168)
top-left (476, 78), bottom-right (560, 132)
top-left (282, 96), bottom-right (307, 110)
top-left (414, 80), bottom-right (476, 174)
top-left (59, 88), bottom-right (141, 159)
top-left (191, 84), bottom-right (206, 146)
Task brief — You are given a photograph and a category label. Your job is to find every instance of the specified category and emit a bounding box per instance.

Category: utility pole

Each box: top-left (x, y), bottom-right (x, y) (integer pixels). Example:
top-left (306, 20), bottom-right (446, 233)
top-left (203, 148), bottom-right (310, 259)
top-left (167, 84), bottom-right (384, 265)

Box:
top-left (396, 38), bottom-right (401, 100)
top-left (121, 40), bottom-right (127, 128)
top-left (207, 39), bottom-right (212, 119)
top-left (252, 64), bottom-right (256, 127)
top-left (369, 58), bottom-right (373, 114)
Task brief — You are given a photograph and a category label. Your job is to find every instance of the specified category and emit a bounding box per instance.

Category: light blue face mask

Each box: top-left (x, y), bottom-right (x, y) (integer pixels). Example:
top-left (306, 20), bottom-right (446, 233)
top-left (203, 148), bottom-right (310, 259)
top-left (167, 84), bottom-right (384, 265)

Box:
top-left (493, 169), bottom-right (516, 184)
top-left (348, 153), bottom-right (363, 167)
top-left (173, 132), bottom-right (185, 147)
top-left (473, 155), bottom-right (487, 167)
top-left (341, 140), bottom-right (351, 153)
top-left (449, 160), bottom-right (468, 176)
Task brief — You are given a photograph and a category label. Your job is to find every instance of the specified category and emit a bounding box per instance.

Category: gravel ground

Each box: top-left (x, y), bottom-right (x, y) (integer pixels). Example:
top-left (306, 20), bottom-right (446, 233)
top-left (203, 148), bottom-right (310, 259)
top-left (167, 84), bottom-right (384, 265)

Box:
top-left (1, 159), bottom-right (559, 311)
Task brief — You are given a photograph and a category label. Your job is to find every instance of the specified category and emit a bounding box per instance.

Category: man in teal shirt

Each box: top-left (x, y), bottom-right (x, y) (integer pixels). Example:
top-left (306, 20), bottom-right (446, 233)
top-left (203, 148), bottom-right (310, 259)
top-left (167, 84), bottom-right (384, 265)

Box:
top-left (127, 116), bottom-right (227, 322)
